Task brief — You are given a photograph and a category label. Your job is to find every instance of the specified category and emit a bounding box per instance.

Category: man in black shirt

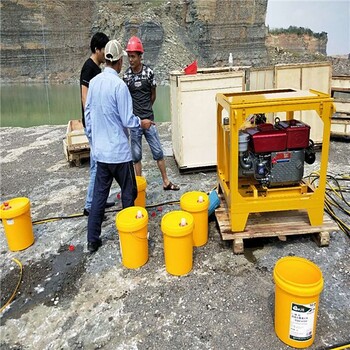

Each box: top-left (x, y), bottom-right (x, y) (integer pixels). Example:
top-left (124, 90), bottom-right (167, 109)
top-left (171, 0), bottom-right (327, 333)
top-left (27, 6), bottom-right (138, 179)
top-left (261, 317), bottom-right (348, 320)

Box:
top-left (80, 32), bottom-right (109, 216)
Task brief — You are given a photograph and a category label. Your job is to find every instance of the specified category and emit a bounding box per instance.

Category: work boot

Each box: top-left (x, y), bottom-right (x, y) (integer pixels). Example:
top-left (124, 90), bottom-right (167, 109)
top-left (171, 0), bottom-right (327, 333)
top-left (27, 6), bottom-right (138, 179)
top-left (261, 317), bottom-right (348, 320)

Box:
top-left (87, 240), bottom-right (102, 253)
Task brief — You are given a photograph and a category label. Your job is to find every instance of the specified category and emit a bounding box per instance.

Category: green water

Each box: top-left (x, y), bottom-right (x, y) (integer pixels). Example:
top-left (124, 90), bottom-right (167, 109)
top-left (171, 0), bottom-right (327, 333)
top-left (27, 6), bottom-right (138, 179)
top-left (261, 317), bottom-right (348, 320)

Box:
top-left (1, 84), bottom-right (170, 127)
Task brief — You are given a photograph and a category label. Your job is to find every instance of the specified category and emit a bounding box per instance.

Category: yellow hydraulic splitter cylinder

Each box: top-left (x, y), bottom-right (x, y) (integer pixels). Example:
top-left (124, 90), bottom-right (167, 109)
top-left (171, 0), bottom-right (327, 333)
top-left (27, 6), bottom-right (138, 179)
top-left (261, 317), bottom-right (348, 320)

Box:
top-left (216, 88), bottom-right (334, 232)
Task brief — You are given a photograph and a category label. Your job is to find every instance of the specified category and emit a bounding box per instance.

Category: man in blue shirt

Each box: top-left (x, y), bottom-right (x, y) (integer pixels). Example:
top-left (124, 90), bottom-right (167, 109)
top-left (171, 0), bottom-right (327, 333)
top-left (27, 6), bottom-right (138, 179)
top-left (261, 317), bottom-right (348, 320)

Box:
top-left (85, 39), bottom-right (154, 253)
top-left (80, 32), bottom-right (110, 217)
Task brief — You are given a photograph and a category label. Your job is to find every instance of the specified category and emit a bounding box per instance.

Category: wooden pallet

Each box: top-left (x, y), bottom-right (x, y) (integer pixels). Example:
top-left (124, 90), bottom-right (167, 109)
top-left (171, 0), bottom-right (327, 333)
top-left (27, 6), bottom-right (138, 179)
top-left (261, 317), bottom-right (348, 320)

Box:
top-left (63, 139), bottom-right (90, 166)
top-left (215, 194), bottom-right (339, 253)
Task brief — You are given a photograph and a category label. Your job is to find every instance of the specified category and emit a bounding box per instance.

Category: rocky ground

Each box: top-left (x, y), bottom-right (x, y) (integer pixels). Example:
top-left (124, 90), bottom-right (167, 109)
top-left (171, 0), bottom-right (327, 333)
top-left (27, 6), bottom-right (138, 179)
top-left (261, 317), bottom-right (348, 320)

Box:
top-left (0, 123), bottom-right (349, 350)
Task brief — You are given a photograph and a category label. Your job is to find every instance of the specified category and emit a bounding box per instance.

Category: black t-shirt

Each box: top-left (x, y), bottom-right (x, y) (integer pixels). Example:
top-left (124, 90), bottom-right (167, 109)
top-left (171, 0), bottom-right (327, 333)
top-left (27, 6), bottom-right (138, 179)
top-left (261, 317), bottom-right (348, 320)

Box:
top-left (80, 58), bottom-right (101, 127)
top-left (123, 64), bottom-right (157, 120)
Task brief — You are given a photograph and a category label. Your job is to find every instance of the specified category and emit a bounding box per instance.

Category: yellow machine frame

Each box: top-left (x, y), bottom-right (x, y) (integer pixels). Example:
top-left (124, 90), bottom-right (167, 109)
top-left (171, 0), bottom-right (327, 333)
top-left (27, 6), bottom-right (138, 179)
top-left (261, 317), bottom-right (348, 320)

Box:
top-left (216, 88), bottom-right (335, 232)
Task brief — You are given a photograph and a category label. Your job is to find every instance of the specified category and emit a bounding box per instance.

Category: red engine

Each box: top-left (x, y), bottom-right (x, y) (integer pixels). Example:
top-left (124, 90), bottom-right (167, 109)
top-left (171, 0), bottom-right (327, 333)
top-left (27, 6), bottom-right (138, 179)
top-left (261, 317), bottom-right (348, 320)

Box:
top-left (239, 119), bottom-right (315, 187)
top-left (246, 119), bottom-right (310, 153)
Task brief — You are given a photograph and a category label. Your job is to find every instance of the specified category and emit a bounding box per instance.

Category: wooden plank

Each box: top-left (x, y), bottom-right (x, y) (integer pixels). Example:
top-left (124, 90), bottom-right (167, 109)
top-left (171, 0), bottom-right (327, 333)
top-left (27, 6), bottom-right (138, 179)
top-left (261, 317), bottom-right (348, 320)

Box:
top-left (69, 119), bottom-right (84, 131)
top-left (170, 66), bottom-right (250, 76)
top-left (334, 101), bottom-right (350, 114)
top-left (66, 119), bottom-right (89, 148)
top-left (63, 120), bottom-right (90, 165)
top-left (63, 139), bottom-right (69, 161)
top-left (68, 151), bottom-right (90, 166)
top-left (331, 76), bottom-right (350, 90)
top-left (249, 67), bottom-right (274, 90)
top-left (67, 143), bottom-right (90, 152)
top-left (332, 114), bottom-right (350, 121)
top-left (233, 238), bottom-right (244, 254)
top-left (330, 131), bottom-right (350, 139)
top-left (63, 138), bottom-right (90, 166)
top-left (313, 231), bottom-right (330, 247)
top-left (215, 194), bottom-right (338, 242)
top-left (274, 62), bottom-right (332, 144)
top-left (331, 116), bottom-right (350, 139)
top-left (67, 132), bottom-right (89, 148)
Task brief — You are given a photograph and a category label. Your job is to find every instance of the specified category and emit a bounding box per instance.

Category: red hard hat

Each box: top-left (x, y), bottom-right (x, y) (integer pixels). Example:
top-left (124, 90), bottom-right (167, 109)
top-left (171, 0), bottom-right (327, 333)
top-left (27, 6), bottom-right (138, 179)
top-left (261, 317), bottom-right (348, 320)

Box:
top-left (126, 36), bottom-right (144, 53)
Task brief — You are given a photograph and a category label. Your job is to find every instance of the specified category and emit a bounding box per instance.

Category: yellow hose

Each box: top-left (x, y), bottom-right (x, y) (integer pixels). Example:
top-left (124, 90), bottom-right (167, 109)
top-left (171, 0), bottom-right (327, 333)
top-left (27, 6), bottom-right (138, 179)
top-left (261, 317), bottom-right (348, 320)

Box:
top-left (330, 345), bottom-right (350, 350)
top-left (0, 258), bottom-right (23, 313)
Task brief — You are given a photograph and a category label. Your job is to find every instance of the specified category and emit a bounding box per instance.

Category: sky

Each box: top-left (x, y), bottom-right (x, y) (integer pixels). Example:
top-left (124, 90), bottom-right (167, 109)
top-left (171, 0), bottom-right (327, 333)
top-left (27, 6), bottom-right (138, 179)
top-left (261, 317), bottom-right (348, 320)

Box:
top-left (266, 0), bottom-right (350, 55)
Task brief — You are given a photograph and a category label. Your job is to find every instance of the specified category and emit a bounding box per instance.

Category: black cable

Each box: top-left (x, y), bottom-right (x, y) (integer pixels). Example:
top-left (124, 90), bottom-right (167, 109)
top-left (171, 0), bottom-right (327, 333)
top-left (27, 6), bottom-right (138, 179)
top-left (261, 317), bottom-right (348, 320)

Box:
top-left (326, 173), bottom-right (350, 208)
top-left (32, 199), bottom-right (181, 225)
top-left (325, 193), bottom-right (350, 216)
top-left (324, 201), bottom-right (350, 237)
top-left (305, 172), bottom-right (350, 237)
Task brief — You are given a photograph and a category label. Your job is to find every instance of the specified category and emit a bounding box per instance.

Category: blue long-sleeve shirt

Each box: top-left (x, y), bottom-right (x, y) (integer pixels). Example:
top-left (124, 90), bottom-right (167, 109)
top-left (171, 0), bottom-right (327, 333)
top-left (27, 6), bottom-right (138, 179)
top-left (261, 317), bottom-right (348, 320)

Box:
top-left (85, 67), bottom-right (140, 163)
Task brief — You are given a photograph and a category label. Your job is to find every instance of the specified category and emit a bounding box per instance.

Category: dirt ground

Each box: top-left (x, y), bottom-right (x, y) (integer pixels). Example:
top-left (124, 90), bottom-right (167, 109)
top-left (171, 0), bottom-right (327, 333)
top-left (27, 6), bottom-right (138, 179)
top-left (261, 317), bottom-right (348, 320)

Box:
top-left (0, 123), bottom-right (349, 350)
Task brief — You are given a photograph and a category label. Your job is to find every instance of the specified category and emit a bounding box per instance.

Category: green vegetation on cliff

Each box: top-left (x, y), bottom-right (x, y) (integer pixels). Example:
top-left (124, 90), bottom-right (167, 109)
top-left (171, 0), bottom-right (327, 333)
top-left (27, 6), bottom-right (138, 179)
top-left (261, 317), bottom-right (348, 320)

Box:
top-left (269, 25), bottom-right (327, 39)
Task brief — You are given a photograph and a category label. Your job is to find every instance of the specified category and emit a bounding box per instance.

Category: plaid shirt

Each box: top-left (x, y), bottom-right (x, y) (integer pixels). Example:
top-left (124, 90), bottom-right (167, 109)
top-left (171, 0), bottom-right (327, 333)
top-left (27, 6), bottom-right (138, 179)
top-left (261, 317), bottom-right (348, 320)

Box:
top-left (123, 64), bottom-right (156, 120)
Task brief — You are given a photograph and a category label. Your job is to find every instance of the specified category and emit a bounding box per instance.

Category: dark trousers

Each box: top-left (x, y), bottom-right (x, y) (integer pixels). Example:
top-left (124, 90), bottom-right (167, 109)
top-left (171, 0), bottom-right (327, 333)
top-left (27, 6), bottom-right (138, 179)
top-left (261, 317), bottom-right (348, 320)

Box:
top-left (87, 160), bottom-right (137, 243)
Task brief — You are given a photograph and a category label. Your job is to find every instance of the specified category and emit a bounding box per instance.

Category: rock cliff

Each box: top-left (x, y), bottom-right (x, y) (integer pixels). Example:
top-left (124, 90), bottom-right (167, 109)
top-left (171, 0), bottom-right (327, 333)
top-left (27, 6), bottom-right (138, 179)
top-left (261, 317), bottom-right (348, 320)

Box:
top-left (1, 0), bottom-right (269, 84)
top-left (1, 0), bottom-right (95, 83)
top-left (266, 33), bottom-right (327, 55)
top-left (2, 0), bottom-right (345, 85)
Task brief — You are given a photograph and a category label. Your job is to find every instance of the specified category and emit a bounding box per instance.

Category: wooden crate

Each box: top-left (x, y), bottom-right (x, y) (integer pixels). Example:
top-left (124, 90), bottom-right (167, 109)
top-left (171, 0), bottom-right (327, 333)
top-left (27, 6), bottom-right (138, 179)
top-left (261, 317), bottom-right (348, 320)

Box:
top-left (332, 75), bottom-right (350, 90)
top-left (331, 116), bottom-right (350, 139)
top-left (63, 120), bottom-right (90, 166)
top-left (66, 120), bottom-right (89, 150)
top-left (215, 194), bottom-right (338, 253)
top-left (169, 69), bottom-right (245, 170)
top-left (273, 62), bottom-right (332, 144)
top-left (63, 139), bottom-right (90, 166)
top-left (331, 76), bottom-right (350, 140)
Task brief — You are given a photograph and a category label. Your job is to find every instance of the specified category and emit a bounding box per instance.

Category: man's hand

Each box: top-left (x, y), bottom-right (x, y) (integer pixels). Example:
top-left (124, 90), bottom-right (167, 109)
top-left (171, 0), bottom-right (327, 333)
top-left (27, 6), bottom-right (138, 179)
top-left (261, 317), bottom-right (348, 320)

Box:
top-left (140, 119), bottom-right (155, 129)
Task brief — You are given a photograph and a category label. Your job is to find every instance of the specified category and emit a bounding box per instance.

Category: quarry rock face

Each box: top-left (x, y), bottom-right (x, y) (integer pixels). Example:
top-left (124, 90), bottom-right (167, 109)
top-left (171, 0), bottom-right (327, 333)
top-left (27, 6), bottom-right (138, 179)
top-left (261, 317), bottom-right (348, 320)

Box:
top-left (125, 21), bottom-right (165, 67)
top-left (0, 0), bottom-right (269, 84)
top-left (2, 0), bottom-right (341, 84)
top-left (266, 33), bottom-right (327, 55)
top-left (1, 0), bottom-right (95, 83)
top-left (165, 0), bottom-right (269, 66)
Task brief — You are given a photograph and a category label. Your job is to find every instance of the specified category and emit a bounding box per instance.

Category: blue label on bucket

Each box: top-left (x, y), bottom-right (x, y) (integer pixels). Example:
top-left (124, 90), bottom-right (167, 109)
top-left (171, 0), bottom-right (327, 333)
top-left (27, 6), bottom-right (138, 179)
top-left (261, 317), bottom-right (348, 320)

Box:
top-left (289, 302), bottom-right (316, 341)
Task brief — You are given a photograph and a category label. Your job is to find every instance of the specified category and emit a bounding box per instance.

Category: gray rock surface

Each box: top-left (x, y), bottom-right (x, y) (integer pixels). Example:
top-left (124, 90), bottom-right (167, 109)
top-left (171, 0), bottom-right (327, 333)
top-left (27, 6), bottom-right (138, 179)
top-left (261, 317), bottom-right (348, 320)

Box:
top-left (0, 123), bottom-right (349, 349)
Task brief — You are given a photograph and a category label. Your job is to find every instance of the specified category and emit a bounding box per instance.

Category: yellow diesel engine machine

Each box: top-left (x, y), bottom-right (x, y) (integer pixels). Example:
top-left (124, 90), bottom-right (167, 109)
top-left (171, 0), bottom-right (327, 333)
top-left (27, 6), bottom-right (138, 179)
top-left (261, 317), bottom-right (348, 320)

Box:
top-left (216, 89), bottom-right (335, 232)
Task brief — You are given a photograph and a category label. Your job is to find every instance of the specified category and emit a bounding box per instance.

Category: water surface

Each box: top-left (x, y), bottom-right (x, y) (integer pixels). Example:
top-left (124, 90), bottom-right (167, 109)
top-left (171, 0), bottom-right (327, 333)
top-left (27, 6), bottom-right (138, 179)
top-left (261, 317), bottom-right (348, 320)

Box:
top-left (1, 84), bottom-right (170, 127)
